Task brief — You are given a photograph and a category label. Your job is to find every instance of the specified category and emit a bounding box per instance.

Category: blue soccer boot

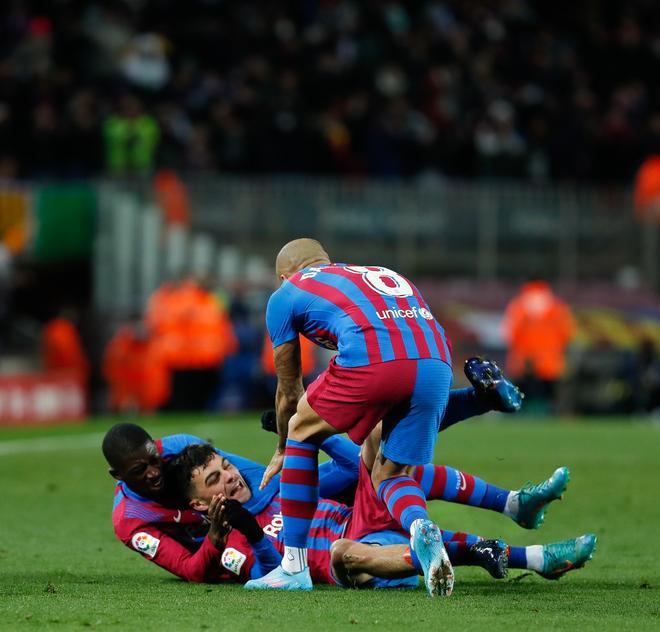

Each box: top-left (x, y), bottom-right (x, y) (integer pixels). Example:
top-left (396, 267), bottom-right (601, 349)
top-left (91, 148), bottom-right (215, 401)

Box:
top-left (410, 519), bottom-right (454, 597)
top-left (244, 565), bottom-right (313, 591)
top-left (464, 356), bottom-right (524, 413)
top-left (511, 467), bottom-right (570, 529)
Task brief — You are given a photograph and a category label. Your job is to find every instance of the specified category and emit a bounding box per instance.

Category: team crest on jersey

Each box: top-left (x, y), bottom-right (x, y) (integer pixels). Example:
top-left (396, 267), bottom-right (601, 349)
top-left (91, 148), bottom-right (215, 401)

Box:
top-left (131, 532), bottom-right (160, 558)
top-left (221, 548), bottom-right (247, 575)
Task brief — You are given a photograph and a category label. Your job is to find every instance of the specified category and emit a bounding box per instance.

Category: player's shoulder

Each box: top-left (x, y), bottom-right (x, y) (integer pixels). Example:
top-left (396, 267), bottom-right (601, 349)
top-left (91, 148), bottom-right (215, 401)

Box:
top-left (158, 433), bottom-right (207, 457)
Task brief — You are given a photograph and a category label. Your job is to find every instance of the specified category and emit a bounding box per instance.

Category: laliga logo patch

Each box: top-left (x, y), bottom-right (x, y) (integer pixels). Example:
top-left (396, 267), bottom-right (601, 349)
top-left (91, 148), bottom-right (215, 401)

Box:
top-left (222, 548), bottom-right (247, 575)
top-left (131, 532), bottom-right (160, 558)
top-left (419, 308), bottom-right (434, 320)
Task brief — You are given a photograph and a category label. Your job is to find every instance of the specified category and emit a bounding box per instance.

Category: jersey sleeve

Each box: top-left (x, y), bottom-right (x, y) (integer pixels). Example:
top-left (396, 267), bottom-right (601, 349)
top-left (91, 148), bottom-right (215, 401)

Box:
top-left (318, 435), bottom-right (361, 498)
top-left (158, 434), bottom-right (208, 458)
top-left (266, 288), bottom-right (298, 347)
top-left (122, 524), bottom-right (247, 584)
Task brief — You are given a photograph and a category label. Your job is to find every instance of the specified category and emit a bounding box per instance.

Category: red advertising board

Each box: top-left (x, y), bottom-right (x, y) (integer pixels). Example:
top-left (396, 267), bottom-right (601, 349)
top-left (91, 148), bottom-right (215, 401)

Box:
top-left (0, 373), bottom-right (86, 425)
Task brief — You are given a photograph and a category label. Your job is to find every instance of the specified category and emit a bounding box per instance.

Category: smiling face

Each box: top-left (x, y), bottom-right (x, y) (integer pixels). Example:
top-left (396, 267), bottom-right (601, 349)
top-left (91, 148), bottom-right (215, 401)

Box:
top-left (189, 453), bottom-right (252, 507)
top-left (111, 441), bottom-right (165, 499)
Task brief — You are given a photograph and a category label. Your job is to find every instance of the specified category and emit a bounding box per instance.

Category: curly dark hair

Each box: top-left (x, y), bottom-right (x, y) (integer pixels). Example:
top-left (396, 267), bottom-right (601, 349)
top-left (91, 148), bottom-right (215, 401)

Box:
top-left (165, 443), bottom-right (217, 503)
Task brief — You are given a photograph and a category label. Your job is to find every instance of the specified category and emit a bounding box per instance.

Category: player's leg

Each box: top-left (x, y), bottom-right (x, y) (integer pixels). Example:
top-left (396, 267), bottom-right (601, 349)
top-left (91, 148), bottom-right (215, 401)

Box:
top-left (507, 533), bottom-right (597, 579)
top-left (372, 359), bottom-right (454, 596)
top-left (331, 534), bottom-right (507, 587)
top-left (441, 357), bottom-right (523, 430)
top-left (413, 464), bottom-right (570, 528)
top-left (245, 394), bottom-right (336, 590)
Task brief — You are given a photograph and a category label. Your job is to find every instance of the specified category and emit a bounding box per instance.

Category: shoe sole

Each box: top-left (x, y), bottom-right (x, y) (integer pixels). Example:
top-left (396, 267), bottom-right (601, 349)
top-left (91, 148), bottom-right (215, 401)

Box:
top-left (412, 520), bottom-right (455, 597)
top-left (428, 557), bottom-right (455, 597)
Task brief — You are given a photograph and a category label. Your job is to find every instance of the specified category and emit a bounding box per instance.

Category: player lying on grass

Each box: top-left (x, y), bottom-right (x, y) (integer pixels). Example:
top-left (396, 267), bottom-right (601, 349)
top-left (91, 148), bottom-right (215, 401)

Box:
top-left (103, 358), bottom-right (522, 583)
top-left (168, 432), bottom-right (596, 590)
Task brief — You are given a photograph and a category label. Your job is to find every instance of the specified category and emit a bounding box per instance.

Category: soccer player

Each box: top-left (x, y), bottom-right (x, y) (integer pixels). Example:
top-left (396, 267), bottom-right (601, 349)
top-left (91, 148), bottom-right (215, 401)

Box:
top-left (103, 424), bottom-right (359, 583)
top-left (169, 438), bottom-right (595, 590)
top-left (253, 238), bottom-right (462, 594)
top-left (103, 357), bottom-right (523, 583)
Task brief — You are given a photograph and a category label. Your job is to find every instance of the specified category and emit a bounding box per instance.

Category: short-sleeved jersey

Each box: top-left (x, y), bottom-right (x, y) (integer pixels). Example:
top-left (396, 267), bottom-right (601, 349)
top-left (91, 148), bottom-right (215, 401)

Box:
top-left (266, 264), bottom-right (451, 367)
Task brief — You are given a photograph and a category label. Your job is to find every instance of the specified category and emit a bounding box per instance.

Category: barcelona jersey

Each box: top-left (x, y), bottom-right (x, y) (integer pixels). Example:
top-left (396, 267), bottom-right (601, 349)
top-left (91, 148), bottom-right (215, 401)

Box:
top-left (266, 264), bottom-right (451, 367)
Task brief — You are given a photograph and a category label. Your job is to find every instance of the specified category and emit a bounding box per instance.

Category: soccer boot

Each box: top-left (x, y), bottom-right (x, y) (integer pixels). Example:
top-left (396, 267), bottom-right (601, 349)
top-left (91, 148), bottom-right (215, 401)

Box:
top-left (468, 539), bottom-right (508, 579)
top-left (244, 565), bottom-right (313, 591)
top-left (537, 534), bottom-right (597, 579)
top-left (410, 519), bottom-right (454, 597)
top-left (512, 466), bottom-right (570, 529)
top-left (464, 356), bottom-right (523, 413)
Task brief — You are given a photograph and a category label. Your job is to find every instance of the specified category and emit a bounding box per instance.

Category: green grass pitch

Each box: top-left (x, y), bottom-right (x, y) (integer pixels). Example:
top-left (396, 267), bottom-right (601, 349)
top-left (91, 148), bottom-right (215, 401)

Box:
top-left (1, 415), bottom-right (659, 631)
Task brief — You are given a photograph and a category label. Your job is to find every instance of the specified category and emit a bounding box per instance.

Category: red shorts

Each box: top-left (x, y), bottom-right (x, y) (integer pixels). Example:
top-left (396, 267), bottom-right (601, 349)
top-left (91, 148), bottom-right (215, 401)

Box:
top-left (307, 357), bottom-right (420, 446)
top-left (343, 457), bottom-right (403, 542)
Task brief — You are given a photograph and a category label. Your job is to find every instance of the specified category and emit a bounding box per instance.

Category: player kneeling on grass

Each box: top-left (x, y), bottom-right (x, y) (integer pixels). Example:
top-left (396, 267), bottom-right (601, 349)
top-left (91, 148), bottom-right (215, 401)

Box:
top-left (167, 437), bottom-right (597, 590)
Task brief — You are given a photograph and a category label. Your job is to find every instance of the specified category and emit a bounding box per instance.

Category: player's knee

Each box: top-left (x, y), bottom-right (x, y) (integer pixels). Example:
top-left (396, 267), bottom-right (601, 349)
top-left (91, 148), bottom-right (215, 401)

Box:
top-left (287, 413), bottom-right (307, 441)
top-left (330, 539), bottom-right (354, 568)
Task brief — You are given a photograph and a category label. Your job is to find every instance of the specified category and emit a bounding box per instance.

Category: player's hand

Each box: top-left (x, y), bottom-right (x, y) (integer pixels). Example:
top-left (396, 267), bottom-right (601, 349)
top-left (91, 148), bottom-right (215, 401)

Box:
top-left (207, 494), bottom-right (231, 547)
top-left (224, 499), bottom-right (264, 543)
top-left (260, 448), bottom-right (284, 490)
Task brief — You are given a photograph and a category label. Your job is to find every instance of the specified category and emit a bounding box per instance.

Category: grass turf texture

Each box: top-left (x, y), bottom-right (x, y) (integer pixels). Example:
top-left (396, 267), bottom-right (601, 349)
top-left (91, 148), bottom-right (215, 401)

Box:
top-left (0, 415), bottom-right (658, 631)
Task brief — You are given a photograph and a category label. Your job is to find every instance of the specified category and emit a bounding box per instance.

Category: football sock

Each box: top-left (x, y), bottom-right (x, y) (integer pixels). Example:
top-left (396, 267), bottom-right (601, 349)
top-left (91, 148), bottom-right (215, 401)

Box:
top-left (414, 464), bottom-right (510, 513)
top-left (441, 387), bottom-right (492, 431)
top-left (279, 438), bottom-right (319, 571)
top-left (377, 476), bottom-right (429, 532)
top-left (502, 491), bottom-right (520, 518)
top-left (507, 545), bottom-right (544, 571)
top-left (281, 546), bottom-right (308, 574)
top-left (440, 529), bottom-right (481, 565)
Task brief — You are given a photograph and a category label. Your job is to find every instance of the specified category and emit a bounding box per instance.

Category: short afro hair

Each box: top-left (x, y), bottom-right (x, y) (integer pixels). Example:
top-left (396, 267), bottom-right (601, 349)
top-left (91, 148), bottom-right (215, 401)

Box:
top-left (102, 423), bottom-right (153, 468)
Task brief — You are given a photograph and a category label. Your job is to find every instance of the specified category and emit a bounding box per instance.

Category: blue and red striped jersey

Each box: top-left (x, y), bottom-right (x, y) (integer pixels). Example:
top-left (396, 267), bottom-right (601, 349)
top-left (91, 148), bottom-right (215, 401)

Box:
top-left (266, 263), bottom-right (451, 367)
top-left (255, 493), bottom-right (352, 584)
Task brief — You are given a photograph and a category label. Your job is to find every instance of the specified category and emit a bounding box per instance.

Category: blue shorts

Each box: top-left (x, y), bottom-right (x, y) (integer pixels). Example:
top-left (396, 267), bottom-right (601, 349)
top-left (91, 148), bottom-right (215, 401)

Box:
top-left (380, 359), bottom-right (452, 465)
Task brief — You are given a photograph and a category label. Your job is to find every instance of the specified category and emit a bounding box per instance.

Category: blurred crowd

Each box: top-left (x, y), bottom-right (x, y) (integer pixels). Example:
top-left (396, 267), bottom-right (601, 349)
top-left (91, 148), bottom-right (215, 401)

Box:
top-left (1, 0), bottom-right (660, 181)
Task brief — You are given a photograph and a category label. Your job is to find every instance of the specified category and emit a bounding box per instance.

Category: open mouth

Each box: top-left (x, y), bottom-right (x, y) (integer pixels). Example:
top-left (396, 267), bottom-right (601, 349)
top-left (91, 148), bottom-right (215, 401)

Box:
top-left (230, 480), bottom-right (243, 498)
top-left (150, 477), bottom-right (164, 490)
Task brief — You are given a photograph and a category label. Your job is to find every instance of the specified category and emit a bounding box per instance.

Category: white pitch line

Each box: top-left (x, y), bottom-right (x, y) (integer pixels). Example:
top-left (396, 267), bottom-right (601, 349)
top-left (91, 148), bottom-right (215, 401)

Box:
top-left (0, 422), bottom-right (222, 456)
top-left (0, 432), bottom-right (105, 455)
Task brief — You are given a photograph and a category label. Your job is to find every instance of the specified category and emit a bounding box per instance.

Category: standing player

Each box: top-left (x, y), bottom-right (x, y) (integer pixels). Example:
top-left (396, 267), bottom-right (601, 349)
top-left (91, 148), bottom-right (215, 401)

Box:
top-left (250, 238), bottom-right (457, 594)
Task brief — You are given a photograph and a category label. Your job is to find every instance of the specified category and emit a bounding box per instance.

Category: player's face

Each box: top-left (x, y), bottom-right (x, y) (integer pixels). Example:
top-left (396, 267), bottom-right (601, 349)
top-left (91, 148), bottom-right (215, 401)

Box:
top-left (190, 454), bottom-right (252, 504)
top-left (114, 441), bottom-right (165, 498)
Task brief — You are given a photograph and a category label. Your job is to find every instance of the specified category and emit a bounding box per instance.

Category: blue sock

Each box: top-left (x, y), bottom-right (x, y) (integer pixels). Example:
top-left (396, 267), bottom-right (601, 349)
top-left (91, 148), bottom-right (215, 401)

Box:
top-left (507, 545), bottom-right (528, 569)
top-left (441, 387), bottom-right (491, 431)
top-left (280, 439), bottom-right (319, 549)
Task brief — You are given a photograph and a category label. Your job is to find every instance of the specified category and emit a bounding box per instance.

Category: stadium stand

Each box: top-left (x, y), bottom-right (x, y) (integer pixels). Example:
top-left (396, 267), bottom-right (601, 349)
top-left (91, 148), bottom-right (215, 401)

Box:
top-left (0, 0), bottom-right (659, 181)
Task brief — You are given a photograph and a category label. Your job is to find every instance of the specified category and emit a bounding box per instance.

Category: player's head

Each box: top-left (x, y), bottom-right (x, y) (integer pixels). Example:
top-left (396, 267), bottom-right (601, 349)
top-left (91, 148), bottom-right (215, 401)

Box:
top-left (167, 443), bottom-right (252, 510)
top-left (102, 423), bottom-right (165, 498)
top-left (275, 238), bottom-right (330, 282)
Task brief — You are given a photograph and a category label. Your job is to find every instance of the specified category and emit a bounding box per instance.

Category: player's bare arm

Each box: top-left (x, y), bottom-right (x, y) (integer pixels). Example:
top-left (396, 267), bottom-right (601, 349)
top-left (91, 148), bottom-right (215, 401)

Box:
top-left (260, 339), bottom-right (304, 488)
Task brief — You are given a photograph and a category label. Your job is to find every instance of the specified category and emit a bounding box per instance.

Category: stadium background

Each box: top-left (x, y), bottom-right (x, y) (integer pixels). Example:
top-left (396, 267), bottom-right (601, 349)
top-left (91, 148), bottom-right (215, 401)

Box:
top-left (0, 1), bottom-right (659, 629)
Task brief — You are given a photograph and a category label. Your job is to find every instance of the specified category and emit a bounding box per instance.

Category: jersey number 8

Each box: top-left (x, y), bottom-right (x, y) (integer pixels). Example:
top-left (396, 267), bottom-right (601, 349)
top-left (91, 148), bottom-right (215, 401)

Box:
top-left (345, 265), bottom-right (414, 298)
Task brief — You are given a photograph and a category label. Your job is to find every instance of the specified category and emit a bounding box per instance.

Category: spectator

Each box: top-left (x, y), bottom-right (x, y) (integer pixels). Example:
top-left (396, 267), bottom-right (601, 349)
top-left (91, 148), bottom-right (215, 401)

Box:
top-left (0, 1), bottom-right (658, 182)
top-left (103, 95), bottom-right (160, 175)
